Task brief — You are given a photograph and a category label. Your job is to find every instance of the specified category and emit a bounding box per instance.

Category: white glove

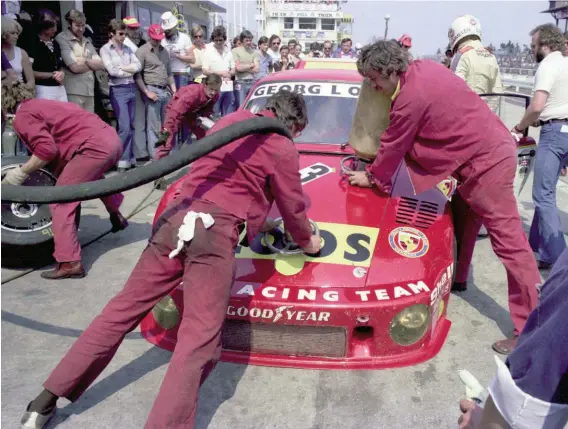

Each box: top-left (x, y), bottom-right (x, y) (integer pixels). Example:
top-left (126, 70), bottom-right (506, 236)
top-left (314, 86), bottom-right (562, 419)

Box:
top-left (2, 167), bottom-right (29, 185)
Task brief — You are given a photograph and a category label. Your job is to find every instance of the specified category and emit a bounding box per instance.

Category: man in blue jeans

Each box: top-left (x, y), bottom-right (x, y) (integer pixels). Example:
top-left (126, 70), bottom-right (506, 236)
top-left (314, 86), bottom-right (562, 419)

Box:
top-left (135, 24), bottom-right (176, 160)
top-left (512, 23), bottom-right (568, 270)
top-left (231, 30), bottom-right (259, 109)
top-left (100, 19), bottom-right (142, 172)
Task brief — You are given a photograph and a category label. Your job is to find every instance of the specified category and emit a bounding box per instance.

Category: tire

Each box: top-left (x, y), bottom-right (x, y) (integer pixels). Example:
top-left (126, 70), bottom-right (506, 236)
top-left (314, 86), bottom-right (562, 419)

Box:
top-left (1, 156), bottom-right (62, 267)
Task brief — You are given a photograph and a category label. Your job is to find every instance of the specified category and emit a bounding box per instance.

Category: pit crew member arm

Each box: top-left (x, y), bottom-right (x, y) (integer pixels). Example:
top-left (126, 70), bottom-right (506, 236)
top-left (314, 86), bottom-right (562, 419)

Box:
top-left (157, 89), bottom-right (200, 157)
top-left (13, 113), bottom-right (58, 172)
top-left (366, 93), bottom-right (425, 193)
top-left (268, 144), bottom-right (313, 248)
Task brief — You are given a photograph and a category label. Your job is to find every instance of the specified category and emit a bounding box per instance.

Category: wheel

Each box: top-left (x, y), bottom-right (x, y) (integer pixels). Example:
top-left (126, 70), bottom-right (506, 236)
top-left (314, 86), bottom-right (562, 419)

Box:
top-left (1, 156), bottom-right (80, 268)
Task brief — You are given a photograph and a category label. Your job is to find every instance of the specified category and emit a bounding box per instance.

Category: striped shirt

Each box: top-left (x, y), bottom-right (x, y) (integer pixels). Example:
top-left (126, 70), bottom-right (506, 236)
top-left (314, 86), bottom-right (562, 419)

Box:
top-left (100, 41), bottom-right (141, 86)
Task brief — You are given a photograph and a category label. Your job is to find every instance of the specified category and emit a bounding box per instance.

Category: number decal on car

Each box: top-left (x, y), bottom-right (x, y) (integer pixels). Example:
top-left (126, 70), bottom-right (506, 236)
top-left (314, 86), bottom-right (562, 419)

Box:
top-left (300, 163), bottom-right (333, 185)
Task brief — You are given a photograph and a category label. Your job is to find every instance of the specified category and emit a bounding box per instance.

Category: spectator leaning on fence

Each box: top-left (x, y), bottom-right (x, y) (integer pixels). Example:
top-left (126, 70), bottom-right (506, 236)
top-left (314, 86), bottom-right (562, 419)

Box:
top-left (55, 9), bottom-right (104, 113)
top-left (512, 23), bottom-right (568, 270)
top-left (202, 25), bottom-right (235, 117)
top-left (100, 18), bottom-right (142, 173)
top-left (135, 24), bottom-right (176, 161)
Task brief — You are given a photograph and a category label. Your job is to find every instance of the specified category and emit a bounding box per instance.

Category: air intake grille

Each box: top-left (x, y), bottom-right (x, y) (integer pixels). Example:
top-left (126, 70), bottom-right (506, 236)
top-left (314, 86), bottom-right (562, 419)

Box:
top-left (222, 320), bottom-right (347, 358)
top-left (396, 197), bottom-right (439, 229)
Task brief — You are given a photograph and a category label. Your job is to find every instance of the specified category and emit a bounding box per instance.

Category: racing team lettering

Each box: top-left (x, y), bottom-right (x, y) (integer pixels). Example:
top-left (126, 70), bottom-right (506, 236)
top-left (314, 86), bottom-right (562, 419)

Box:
top-left (231, 280), bottom-right (431, 302)
top-left (300, 163), bottom-right (333, 184)
top-left (249, 82), bottom-right (361, 99)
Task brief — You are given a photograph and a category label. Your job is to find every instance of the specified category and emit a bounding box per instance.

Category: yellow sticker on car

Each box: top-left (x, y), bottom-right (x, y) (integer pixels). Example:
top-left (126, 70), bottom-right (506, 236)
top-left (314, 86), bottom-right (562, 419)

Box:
top-left (236, 222), bottom-right (380, 276)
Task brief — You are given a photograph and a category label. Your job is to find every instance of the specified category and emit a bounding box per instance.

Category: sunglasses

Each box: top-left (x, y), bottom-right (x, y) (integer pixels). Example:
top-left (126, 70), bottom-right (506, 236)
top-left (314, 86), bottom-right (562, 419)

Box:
top-left (117, 31), bottom-right (125, 36)
top-left (272, 42), bottom-right (280, 45)
top-left (194, 34), bottom-right (203, 38)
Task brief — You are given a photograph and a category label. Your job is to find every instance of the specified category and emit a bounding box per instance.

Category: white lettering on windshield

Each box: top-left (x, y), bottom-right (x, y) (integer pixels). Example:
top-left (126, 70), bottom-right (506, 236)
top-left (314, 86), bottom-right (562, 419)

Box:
top-left (249, 82), bottom-right (361, 99)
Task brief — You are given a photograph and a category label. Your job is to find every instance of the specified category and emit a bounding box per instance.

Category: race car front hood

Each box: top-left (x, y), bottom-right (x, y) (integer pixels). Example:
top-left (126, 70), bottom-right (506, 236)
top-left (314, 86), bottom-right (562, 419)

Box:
top-left (234, 152), bottom-right (389, 290)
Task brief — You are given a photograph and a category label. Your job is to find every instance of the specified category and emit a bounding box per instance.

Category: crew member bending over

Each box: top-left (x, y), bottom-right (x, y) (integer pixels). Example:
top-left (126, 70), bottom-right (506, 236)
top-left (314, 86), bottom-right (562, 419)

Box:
top-left (20, 89), bottom-right (322, 429)
top-left (156, 73), bottom-right (221, 159)
top-left (2, 99), bottom-right (128, 280)
top-left (347, 41), bottom-right (540, 355)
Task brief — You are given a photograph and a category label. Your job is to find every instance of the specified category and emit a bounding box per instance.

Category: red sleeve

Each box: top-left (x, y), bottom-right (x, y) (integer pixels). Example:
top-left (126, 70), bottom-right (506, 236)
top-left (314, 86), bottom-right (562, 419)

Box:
top-left (367, 92), bottom-right (426, 192)
top-left (13, 110), bottom-right (59, 162)
top-left (161, 86), bottom-right (202, 154)
top-left (268, 140), bottom-right (313, 248)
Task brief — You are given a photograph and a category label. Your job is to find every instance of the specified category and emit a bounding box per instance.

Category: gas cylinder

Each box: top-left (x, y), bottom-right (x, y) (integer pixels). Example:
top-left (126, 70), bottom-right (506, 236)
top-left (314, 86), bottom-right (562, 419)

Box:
top-left (2, 115), bottom-right (18, 156)
top-left (348, 78), bottom-right (391, 160)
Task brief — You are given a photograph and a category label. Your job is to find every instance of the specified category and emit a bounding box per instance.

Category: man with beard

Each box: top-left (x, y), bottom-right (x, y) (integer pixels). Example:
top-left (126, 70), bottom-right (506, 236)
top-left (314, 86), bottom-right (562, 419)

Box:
top-left (512, 23), bottom-right (568, 270)
top-left (347, 40), bottom-right (541, 355)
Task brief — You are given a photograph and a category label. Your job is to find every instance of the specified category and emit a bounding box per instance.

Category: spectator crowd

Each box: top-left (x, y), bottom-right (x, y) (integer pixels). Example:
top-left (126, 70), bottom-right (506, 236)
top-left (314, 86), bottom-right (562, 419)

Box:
top-left (1, 6), bottom-right (362, 172)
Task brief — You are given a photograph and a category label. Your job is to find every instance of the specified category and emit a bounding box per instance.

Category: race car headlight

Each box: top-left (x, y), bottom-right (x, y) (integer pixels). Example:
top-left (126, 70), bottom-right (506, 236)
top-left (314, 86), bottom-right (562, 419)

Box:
top-left (152, 295), bottom-right (179, 330)
top-left (389, 304), bottom-right (430, 346)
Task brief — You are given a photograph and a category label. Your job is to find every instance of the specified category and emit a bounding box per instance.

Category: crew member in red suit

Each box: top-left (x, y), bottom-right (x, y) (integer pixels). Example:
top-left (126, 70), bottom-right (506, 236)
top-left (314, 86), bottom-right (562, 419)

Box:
top-left (346, 40), bottom-right (541, 355)
top-left (20, 89), bottom-right (322, 429)
top-left (2, 99), bottom-right (128, 280)
top-left (155, 73), bottom-right (221, 159)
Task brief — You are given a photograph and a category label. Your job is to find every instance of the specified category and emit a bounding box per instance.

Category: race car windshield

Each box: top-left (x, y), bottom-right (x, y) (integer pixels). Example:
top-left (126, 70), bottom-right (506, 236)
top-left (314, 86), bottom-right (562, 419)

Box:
top-left (243, 81), bottom-right (360, 145)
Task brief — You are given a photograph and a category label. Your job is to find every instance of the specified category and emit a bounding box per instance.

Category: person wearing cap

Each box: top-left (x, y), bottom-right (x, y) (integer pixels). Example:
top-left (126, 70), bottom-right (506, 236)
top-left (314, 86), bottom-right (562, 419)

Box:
top-left (135, 24), bottom-right (176, 160)
top-left (397, 34), bottom-right (412, 52)
top-left (122, 15), bottom-right (151, 165)
top-left (155, 74), bottom-right (222, 160)
top-left (347, 40), bottom-right (540, 355)
top-left (333, 38), bottom-right (357, 58)
top-left (122, 16), bottom-right (146, 53)
top-left (160, 11), bottom-right (193, 149)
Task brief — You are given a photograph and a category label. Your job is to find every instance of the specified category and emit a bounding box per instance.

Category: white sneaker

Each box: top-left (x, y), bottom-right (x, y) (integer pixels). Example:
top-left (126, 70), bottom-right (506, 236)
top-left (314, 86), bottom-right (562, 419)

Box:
top-left (21, 402), bottom-right (55, 429)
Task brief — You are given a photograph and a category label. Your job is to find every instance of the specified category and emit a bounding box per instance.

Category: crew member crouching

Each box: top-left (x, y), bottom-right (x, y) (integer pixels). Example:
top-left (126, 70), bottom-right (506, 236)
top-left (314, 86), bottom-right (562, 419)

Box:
top-left (155, 74), bottom-right (221, 159)
top-left (2, 98), bottom-right (128, 279)
top-left (20, 89), bottom-right (322, 429)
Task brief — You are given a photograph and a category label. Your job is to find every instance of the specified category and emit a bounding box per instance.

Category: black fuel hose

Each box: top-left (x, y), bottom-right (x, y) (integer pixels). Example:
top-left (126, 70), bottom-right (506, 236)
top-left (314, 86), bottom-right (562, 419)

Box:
top-left (2, 117), bottom-right (291, 204)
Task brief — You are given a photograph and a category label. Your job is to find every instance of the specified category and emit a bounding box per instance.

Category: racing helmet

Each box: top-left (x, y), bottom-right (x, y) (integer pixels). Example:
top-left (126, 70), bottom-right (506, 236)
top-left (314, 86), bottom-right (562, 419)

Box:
top-left (448, 15), bottom-right (482, 51)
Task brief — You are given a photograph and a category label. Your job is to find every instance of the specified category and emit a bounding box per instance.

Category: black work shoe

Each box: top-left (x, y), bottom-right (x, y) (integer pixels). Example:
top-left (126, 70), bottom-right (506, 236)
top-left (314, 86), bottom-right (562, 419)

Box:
top-left (492, 337), bottom-right (519, 355)
top-left (41, 261), bottom-right (86, 280)
top-left (21, 401), bottom-right (55, 428)
top-left (110, 211), bottom-right (128, 233)
top-left (451, 281), bottom-right (467, 292)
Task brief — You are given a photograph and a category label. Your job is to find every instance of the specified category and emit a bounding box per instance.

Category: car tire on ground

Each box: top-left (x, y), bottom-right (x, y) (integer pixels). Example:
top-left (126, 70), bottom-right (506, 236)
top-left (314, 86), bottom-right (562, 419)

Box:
top-left (1, 156), bottom-right (80, 268)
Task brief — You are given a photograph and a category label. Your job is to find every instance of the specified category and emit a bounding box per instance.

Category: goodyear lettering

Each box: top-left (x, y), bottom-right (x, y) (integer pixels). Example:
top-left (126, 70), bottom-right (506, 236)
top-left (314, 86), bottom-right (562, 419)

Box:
top-left (250, 82), bottom-right (361, 99)
top-left (232, 282), bottom-right (432, 302)
top-left (236, 222), bottom-right (380, 270)
top-left (226, 305), bottom-right (330, 322)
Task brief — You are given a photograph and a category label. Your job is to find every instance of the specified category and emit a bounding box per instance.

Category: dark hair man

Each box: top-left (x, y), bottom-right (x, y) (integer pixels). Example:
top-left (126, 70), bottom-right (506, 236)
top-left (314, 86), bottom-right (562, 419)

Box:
top-left (155, 74), bottom-right (222, 159)
top-left (346, 40), bottom-right (541, 355)
top-left (232, 30), bottom-right (259, 109)
top-left (1, 98), bottom-right (128, 279)
top-left (20, 89), bottom-right (322, 429)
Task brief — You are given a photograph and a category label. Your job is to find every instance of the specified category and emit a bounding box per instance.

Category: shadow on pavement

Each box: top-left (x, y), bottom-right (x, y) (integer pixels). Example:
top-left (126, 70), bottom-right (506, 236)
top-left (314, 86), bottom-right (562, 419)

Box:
top-left (0, 310), bottom-right (142, 340)
top-left (452, 252), bottom-right (514, 338)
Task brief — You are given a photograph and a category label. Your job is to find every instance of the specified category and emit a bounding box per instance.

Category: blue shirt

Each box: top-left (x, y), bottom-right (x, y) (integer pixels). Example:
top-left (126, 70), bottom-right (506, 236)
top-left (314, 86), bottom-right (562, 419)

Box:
top-left (254, 50), bottom-right (273, 81)
top-left (507, 248), bottom-right (568, 404)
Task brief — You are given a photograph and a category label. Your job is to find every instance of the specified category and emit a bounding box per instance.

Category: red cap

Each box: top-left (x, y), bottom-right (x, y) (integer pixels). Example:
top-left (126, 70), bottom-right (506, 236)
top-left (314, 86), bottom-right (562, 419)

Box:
top-left (123, 16), bottom-right (140, 28)
top-left (148, 24), bottom-right (165, 40)
top-left (398, 34), bottom-right (412, 47)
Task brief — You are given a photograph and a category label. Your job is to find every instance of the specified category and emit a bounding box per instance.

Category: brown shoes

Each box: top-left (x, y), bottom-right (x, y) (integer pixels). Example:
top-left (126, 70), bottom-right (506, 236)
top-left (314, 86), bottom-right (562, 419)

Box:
top-left (40, 261), bottom-right (86, 280)
top-left (110, 211), bottom-right (129, 233)
top-left (492, 337), bottom-right (519, 355)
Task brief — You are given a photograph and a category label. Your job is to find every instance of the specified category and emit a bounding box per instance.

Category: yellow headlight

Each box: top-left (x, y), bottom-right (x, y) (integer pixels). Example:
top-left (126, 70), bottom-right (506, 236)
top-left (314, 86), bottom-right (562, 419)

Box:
top-left (389, 304), bottom-right (430, 346)
top-left (152, 296), bottom-right (179, 330)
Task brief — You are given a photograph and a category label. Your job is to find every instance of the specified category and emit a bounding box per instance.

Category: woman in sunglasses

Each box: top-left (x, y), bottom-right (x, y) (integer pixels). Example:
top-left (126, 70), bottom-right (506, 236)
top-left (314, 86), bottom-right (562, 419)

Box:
top-left (267, 34), bottom-right (282, 62)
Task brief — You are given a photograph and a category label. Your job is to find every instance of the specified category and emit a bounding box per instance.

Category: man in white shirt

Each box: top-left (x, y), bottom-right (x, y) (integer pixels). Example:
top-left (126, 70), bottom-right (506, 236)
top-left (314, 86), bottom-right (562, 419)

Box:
top-left (160, 11), bottom-right (193, 146)
top-left (512, 23), bottom-right (568, 269)
top-left (202, 26), bottom-right (235, 117)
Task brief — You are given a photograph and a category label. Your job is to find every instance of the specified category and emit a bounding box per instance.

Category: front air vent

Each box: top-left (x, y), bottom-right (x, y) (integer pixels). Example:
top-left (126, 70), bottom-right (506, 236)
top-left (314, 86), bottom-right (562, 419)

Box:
top-left (396, 197), bottom-right (439, 229)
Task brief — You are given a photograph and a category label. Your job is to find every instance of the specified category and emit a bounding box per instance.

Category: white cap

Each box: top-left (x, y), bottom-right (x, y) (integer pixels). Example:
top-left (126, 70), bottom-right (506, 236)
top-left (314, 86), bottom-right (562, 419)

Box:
top-left (161, 11), bottom-right (178, 31)
top-left (355, 42), bottom-right (362, 49)
top-left (448, 15), bottom-right (482, 51)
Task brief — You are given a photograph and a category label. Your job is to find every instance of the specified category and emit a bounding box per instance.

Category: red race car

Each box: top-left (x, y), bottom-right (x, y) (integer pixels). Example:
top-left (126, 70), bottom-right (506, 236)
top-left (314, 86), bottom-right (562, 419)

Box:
top-left (139, 59), bottom-right (535, 370)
